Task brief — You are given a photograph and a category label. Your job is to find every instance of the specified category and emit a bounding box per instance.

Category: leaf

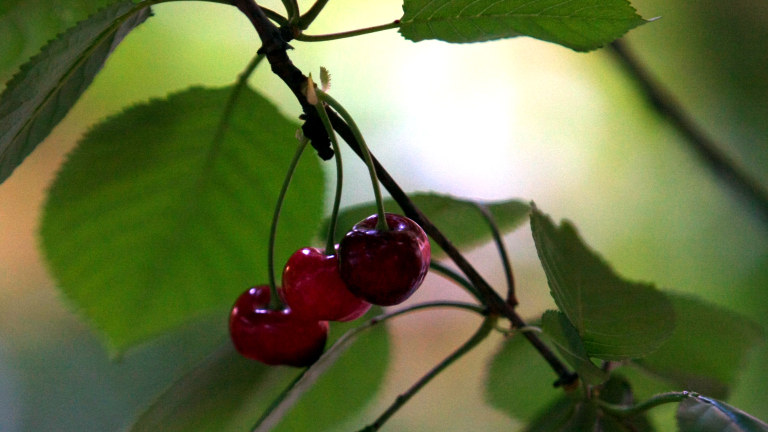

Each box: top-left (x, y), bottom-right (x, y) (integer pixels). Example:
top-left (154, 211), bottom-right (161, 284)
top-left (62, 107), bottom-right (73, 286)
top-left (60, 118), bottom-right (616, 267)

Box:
top-left (0, 0), bottom-right (150, 185)
top-left (522, 398), bottom-right (576, 432)
top-left (325, 193), bottom-right (530, 258)
top-left (598, 375), bottom-right (655, 432)
top-left (635, 293), bottom-right (764, 399)
top-left (40, 86), bottom-right (325, 351)
top-left (541, 310), bottom-right (608, 386)
top-left (129, 308), bottom-right (388, 432)
top-left (677, 396), bottom-right (768, 432)
top-left (399, 0), bottom-right (646, 52)
top-left (254, 308), bottom-right (389, 432)
top-left (530, 204), bottom-right (676, 361)
top-left (0, 0), bottom-right (113, 81)
top-left (485, 323), bottom-right (565, 422)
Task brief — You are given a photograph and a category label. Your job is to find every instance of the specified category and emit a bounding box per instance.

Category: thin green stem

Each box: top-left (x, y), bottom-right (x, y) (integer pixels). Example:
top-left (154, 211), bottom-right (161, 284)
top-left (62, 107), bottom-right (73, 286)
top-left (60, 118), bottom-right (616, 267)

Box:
top-left (318, 92), bottom-right (388, 230)
top-left (597, 392), bottom-right (697, 418)
top-left (359, 315), bottom-right (498, 432)
top-left (429, 261), bottom-right (483, 302)
top-left (211, 54), bottom-right (265, 147)
top-left (279, 0), bottom-right (298, 21)
top-left (474, 203), bottom-right (517, 307)
top-left (310, 88), bottom-right (344, 255)
top-left (296, 21), bottom-right (401, 42)
top-left (297, 0), bottom-right (330, 30)
top-left (267, 137), bottom-right (310, 309)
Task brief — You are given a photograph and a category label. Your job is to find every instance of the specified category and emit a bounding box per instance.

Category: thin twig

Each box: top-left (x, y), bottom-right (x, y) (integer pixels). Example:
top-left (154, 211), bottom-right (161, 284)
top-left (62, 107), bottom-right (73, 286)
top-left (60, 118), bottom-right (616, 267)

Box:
top-left (474, 202), bottom-right (517, 307)
top-left (296, 21), bottom-right (401, 42)
top-left (597, 391), bottom-right (696, 418)
top-left (359, 315), bottom-right (498, 432)
top-left (609, 40), bottom-right (768, 228)
top-left (297, 0), bottom-right (330, 30)
top-left (429, 261), bottom-right (483, 301)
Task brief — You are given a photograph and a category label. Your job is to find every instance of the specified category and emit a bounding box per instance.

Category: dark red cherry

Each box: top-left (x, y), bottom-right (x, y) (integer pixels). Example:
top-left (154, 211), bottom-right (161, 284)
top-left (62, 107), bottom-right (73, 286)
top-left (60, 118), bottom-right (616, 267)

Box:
top-left (229, 286), bottom-right (329, 367)
top-left (337, 213), bottom-right (431, 306)
top-left (282, 247), bottom-right (371, 322)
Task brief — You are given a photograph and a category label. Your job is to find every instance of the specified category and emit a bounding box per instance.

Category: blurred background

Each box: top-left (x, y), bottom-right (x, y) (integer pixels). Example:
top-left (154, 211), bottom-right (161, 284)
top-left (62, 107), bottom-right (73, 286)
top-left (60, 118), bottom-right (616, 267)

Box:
top-left (1, 0), bottom-right (767, 430)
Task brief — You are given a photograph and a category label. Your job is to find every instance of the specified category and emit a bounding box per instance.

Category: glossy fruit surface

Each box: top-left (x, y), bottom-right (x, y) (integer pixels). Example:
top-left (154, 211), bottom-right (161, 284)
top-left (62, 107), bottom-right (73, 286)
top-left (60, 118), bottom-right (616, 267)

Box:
top-left (283, 247), bottom-right (371, 322)
top-left (337, 213), bottom-right (431, 306)
top-left (229, 286), bottom-right (329, 367)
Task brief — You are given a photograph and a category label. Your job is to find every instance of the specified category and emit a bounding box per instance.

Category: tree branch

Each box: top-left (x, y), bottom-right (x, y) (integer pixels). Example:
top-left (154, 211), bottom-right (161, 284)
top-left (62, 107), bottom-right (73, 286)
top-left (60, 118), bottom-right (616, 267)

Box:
top-left (609, 40), bottom-right (768, 228)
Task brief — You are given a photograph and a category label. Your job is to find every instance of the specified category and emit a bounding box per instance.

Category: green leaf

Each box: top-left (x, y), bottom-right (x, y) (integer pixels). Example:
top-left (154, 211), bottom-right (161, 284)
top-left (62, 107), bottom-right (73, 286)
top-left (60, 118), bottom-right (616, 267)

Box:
top-left (598, 375), bottom-right (655, 432)
top-left (399, 0), bottom-right (646, 52)
top-left (530, 204), bottom-right (675, 361)
top-left (326, 193), bottom-right (530, 258)
top-left (0, 0), bottom-right (150, 185)
top-left (40, 86), bottom-right (325, 351)
top-left (129, 308), bottom-right (388, 432)
top-left (635, 293), bottom-right (764, 399)
top-left (0, 0), bottom-right (113, 81)
top-left (677, 396), bottom-right (768, 432)
top-left (522, 398), bottom-right (576, 432)
top-left (541, 310), bottom-right (608, 386)
top-left (485, 323), bottom-right (564, 422)
top-left (255, 308), bottom-right (389, 431)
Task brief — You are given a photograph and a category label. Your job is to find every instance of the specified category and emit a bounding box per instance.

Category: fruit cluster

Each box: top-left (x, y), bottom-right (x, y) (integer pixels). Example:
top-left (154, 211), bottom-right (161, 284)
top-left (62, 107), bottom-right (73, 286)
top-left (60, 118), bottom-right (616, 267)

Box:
top-left (229, 213), bottom-right (430, 367)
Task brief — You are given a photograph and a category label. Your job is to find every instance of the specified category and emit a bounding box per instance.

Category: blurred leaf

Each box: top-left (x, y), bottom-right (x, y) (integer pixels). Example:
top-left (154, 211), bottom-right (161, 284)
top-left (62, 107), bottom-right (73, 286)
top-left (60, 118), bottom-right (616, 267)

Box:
top-left (485, 324), bottom-right (564, 422)
top-left (677, 396), bottom-right (768, 432)
top-left (254, 308), bottom-right (389, 432)
top-left (523, 398), bottom-right (576, 432)
top-left (40, 86), bottom-right (325, 351)
top-left (541, 310), bottom-right (608, 386)
top-left (399, 0), bottom-right (645, 52)
top-left (0, 0), bottom-right (113, 81)
top-left (0, 0), bottom-right (151, 185)
top-left (635, 293), bottom-right (763, 399)
top-left (326, 193), bottom-right (529, 258)
top-left (598, 375), bottom-right (655, 432)
top-left (530, 205), bottom-right (675, 360)
top-left (129, 308), bottom-right (387, 432)
top-left (562, 401), bottom-right (599, 431)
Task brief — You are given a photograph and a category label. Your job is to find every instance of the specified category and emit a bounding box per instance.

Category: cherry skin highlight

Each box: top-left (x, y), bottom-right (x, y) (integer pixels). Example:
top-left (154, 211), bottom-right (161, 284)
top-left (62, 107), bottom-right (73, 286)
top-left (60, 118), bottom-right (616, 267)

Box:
top-left (282, 247), bottom-right (371, 322)
top-left (337, 213), bottom-right (431, 306)
top-left (229, 285), bottom-right (329, 367)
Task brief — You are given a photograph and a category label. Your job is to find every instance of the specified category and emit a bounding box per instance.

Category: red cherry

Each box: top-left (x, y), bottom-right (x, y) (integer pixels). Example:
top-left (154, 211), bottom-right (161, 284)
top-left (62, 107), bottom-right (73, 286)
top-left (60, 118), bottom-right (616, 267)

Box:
top-left (337, 213), bottom-right (431, 306)
top-left (229, 286), bottom-right (329, 367)
top-left (282, 247), bottom-right (371, 322)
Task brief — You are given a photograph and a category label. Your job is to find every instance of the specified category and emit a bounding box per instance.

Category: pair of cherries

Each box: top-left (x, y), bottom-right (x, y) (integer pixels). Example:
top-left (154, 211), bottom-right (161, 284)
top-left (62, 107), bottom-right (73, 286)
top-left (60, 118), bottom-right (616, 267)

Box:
top-left (229, 213), bottom-right (431, 367)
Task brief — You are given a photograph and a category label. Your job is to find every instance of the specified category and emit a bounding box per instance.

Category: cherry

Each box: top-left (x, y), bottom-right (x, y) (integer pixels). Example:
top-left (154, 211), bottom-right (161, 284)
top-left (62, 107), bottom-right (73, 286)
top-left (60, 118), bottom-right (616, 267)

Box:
top-left (229, 286), bottom-right (329, 367)
top-left (282, 247), bottom-right (371, 322)
top-left (337, 213), bottom-right (431, 306)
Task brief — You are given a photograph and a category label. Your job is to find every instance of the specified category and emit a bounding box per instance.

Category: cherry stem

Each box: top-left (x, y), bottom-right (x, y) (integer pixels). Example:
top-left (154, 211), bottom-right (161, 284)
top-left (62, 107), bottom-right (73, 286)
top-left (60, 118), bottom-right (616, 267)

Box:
top-left (359, 315), bottom-right (498, 432)
top-left (280, 0), bottom-right (299, 21)
top-left (211, 53), bottom-right (265, 148)
top-left (267, 137), bottom-right (310, 310)
top-left (429, 261), bottom-right (483, 302)
top-left (596, 391), bottom-right (697, 418)
top-left (474, 203), bottom-right (517, 308)
top-left (250, 301), bottom-right (487, 432)
top-left (318, 92), bottom-right (389, 231)
top-left (297, 0), bottom-right (329, 30)
top-left (310, 88), bottom-right (345, 255)
top-left (296, 21), bottom-right (401, 42)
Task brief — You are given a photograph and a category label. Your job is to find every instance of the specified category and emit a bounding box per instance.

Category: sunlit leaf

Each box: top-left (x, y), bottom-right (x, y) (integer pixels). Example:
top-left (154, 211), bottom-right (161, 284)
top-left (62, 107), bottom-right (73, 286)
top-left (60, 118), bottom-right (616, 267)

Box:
top-left (0, 0), bottom-right (151, 185)
top-left (326, 193), bottom-right (529, 258)
top-left (677, 396), bottom-right (768, 432)
top-left (530, 205), bottom-right (675, 360)
top-left (635, 293), bottom-right (763, 399)
top-left (541, 310), bottom-right (608, 386)
top-left (40, 86), bottom-right (325, 351)
top-left (399, 0), bottom-right (646, 52)
top-left (485, 325), bottom-right (564, 422)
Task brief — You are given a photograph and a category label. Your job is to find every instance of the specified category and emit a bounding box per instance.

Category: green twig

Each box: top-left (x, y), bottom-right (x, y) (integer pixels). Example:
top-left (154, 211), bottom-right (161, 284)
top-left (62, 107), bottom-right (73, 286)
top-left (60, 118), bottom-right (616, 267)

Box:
top-left (429, 261), bottom-right (483, 302)
top-left (318, 92), bottom-right (388, 230)
top-left (597, 391), bottom-right (697, 418)
top-left (296, 21), bottom-right (401, 42)
top-left (474, 203), bottom-right (517, 307)
top-left (297, 0), bottom-right (329, 30)
top-left (359, 315), bottom-right (498, 432)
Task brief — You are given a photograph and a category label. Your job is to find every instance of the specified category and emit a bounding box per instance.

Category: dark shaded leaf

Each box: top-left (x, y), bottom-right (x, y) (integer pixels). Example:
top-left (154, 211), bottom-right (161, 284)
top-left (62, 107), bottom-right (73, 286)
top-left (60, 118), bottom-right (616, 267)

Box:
top-left (541, 310), bottom-right (608, 386)
top-left (677, 396), bottom-right (768, 432)
top-left (635, 293), bottom-right (763, 399)
top-left (530, 205), bottom-right (675, 360)
top-left (326, 193), bottom-right (529, 258)
top-left (0, 0), bottom-right (151, 184)
top-left (40, 86), bottom-right (324, 351)
top-left (399, 0), bottom-right (646, 52)
top-left (598, 375), bottom-right (655, 432)
top-left (523, 398), bottom-right (576, 432)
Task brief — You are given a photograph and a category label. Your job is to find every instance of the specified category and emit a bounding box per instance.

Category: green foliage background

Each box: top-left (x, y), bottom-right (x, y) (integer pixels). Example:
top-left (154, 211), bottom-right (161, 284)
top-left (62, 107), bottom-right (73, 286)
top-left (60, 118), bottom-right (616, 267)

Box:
top-left (0, 0), bottom-right (766, 431)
